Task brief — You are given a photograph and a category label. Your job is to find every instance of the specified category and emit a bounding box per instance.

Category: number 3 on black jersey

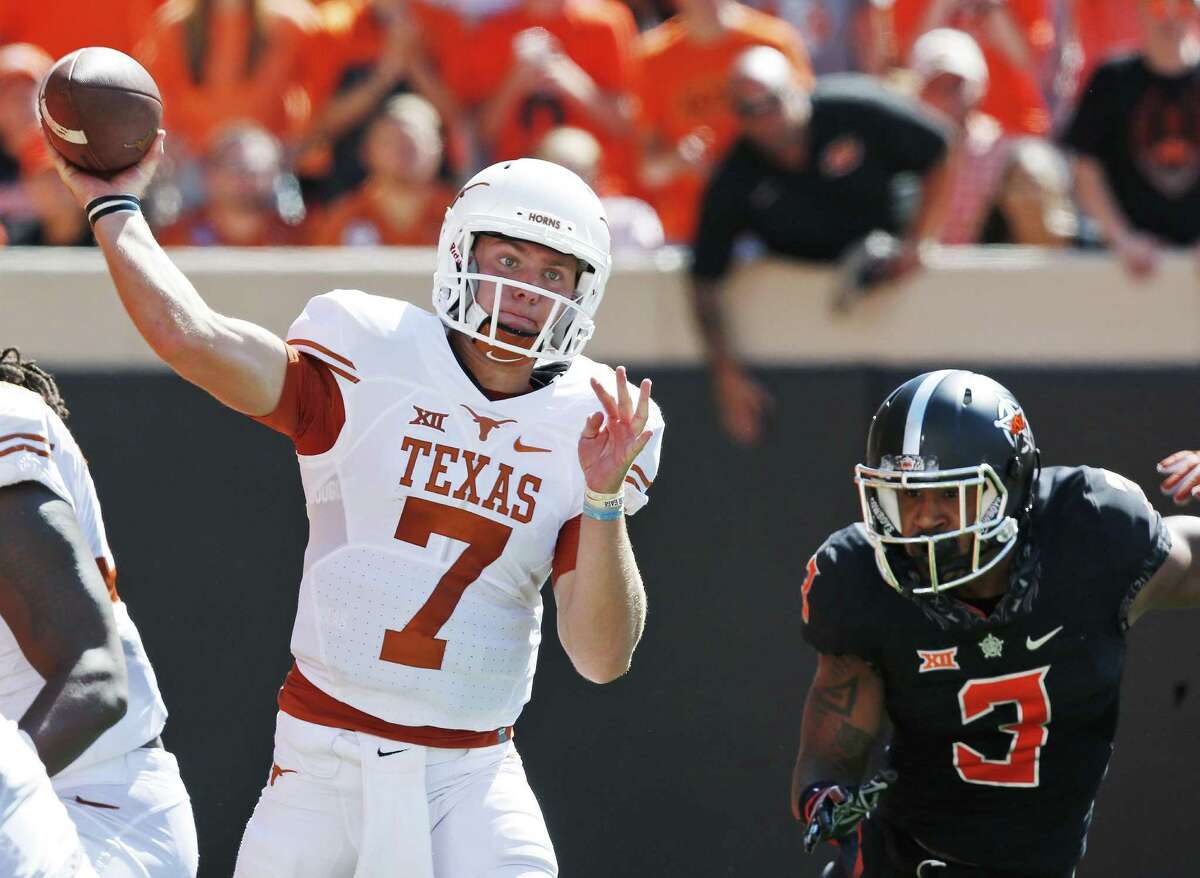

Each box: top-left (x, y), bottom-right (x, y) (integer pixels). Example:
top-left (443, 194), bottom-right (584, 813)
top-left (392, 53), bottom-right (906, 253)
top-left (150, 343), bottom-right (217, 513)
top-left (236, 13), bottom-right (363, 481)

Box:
top-left (953, 667), bottom-right (1051, 788)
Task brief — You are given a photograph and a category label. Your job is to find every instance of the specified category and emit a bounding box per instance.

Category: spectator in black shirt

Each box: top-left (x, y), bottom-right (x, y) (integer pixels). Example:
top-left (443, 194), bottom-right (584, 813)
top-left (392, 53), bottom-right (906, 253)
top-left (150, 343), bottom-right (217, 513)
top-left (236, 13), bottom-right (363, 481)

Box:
top-left (1062, 0), bottom-right (1200, 279)
top-left (690, 46), bottom-right (951, 445)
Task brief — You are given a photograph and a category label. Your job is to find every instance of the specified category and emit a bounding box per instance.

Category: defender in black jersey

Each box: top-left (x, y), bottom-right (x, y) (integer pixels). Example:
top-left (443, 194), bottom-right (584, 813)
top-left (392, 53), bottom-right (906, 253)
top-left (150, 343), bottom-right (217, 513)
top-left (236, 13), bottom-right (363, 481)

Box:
top-left (791, 370), bottom-right (1200, 878)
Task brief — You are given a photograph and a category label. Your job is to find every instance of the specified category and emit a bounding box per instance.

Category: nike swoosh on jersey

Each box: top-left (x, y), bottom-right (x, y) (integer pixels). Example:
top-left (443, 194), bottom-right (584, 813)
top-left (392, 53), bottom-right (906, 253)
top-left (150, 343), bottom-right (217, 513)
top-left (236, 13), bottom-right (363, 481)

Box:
top-left (513, 437), bottom-right (552, 453)
top-left (1026, 626), bottom-right (1064, 651)
top-left (377, 747), bottom-right (409, 757)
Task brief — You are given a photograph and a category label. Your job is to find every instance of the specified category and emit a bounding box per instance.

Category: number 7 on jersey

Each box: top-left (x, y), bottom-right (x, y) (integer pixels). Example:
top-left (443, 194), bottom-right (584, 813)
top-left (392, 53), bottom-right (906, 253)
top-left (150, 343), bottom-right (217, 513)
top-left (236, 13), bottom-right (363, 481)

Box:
top-left (380, 497), bottom-right (513, 670)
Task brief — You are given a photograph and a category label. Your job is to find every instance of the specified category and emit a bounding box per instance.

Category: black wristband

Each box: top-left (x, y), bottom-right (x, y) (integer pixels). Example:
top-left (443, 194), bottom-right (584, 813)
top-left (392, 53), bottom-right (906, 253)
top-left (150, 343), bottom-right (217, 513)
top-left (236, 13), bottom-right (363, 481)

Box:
top-left (86, 195), bottom-right (142, 227)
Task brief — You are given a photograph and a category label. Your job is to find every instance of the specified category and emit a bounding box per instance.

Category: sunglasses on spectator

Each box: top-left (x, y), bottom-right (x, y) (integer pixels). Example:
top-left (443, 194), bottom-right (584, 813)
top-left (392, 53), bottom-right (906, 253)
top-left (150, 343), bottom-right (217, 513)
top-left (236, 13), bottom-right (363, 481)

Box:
top-left (730, 93), bottom-right (783, 119)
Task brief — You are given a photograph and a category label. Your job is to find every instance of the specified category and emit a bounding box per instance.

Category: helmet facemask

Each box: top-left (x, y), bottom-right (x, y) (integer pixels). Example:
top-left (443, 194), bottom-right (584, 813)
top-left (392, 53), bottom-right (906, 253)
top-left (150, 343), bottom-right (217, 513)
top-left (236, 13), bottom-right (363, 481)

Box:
top-left (435, 226), bottom-right (602, 363)
top-left (855, 458), bottom-right (1020, 595)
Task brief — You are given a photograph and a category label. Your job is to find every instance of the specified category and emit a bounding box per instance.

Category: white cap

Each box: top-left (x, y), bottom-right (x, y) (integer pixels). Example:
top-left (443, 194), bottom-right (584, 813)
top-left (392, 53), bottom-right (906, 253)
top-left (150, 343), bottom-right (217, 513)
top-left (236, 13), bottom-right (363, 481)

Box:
top-left (910, 28), bottom-right (988, 105)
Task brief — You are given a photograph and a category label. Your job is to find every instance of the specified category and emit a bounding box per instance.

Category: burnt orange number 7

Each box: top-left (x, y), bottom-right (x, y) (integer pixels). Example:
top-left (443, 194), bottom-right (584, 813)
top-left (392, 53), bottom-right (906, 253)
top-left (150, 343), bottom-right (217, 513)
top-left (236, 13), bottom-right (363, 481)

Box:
top-left (380, 497), bottom-right (513, 670)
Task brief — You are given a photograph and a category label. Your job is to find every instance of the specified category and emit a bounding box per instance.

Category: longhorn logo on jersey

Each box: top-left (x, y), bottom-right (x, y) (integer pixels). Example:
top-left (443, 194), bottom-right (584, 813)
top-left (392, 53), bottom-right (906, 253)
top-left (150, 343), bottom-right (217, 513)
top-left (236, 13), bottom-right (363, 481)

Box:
top-left (461, 405), bottom-right (517, 440)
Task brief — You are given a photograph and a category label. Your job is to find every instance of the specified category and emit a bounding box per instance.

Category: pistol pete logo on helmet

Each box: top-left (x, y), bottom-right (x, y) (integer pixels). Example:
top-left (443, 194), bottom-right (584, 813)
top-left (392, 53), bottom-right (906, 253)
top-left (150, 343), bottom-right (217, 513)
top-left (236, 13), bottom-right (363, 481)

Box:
top-left (993, 399), bottom-right (1033, 453)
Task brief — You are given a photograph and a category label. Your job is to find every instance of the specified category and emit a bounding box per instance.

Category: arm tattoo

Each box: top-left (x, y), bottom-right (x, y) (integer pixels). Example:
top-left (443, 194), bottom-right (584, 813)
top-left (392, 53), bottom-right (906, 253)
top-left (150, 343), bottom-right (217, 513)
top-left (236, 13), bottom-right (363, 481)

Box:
top-left (832, 720), bottom-right (874, 776)
top-left (813, 677), bottom-right (858, 718)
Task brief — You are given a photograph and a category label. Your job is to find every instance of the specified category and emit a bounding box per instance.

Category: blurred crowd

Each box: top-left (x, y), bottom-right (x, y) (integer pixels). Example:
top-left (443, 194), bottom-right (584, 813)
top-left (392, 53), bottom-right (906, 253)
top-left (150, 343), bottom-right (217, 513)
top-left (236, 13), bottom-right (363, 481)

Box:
top-left (0, 0), bottom-right (1196, 275)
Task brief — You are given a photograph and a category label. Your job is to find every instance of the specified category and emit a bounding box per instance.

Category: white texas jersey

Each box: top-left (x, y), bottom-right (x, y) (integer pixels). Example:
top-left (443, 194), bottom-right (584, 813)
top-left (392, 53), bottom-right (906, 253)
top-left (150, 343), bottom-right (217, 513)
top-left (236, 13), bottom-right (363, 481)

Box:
top-left (281, 290), bottom-right (664, 732)
top-left (0, 383), bottom-right (168, 775)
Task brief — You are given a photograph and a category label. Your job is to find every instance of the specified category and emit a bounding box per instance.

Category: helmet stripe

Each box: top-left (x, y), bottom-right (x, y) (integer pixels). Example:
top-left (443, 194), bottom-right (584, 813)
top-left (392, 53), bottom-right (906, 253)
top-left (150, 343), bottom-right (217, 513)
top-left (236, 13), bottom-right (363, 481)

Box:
top-left (902, 369), bottom-right (957, 454)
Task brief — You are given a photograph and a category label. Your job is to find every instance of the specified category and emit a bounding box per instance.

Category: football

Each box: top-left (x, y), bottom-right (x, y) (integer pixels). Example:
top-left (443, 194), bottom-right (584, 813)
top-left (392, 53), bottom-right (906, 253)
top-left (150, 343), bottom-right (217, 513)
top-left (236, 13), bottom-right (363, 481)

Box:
top-left (38, 46), bottom-right (162, 175)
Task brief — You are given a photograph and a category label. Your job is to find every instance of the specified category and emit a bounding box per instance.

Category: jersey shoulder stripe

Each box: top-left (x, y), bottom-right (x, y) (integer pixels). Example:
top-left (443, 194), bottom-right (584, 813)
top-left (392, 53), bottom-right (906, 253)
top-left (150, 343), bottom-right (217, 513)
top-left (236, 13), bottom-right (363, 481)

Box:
top-left (0, 385), bottom-right (72, 505)
top-left (286, 289), bottom-right (435, 378)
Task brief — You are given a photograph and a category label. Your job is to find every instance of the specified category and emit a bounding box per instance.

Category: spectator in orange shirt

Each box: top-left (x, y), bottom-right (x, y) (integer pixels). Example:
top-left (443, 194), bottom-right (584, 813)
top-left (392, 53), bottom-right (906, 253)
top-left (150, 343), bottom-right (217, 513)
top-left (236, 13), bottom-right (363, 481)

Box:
top-left (0, 0), bottom-right (164, 61)
top-left (136, 0), bottom-right (319, 160)
top-left (308, 93), bottom-right (452, 245)
top-left (0, 44), bottom-right (49, 234)
top-left (879, 0), bottom-right (1056, 136)
top-left (0, 43), bottom-right (90, 246)
top-left (471, 0), bottom-right (640, 190)
top-left (294, 0), bottom-right (465, 202)
top-left (158, 123), bottom-right (304, 245)
top-left (635, 0), bottom-right (812, 242)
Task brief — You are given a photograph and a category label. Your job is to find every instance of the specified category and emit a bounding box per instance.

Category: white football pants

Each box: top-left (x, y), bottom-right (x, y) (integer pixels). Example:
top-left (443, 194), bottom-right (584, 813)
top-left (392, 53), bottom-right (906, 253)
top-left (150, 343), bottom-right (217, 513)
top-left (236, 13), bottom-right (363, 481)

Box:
top-left (0, 719), bottom-right (96, 878)
top-left (234, 711), bottom-right (557, 878)
top-left (54, 746), bottom-right (198, 878)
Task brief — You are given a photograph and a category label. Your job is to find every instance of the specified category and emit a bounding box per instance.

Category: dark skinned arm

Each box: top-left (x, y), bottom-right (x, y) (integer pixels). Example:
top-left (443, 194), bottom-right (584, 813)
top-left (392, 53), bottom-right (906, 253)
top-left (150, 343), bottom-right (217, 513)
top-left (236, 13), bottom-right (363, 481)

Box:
top-left (790, 652), bottom-right (885, 818)
top-left (0, 482), bottom-right (128, 776)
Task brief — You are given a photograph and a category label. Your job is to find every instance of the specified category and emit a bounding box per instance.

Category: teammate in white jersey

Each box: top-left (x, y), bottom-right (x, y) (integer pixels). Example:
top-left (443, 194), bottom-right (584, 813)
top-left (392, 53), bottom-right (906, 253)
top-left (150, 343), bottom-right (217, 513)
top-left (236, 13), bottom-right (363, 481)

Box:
top-left (0, 350), bottom-right (198, 877)
top-left (1, 714), bottom-right (97, 878)
top-left (52, 136), bottom-right (664, 876)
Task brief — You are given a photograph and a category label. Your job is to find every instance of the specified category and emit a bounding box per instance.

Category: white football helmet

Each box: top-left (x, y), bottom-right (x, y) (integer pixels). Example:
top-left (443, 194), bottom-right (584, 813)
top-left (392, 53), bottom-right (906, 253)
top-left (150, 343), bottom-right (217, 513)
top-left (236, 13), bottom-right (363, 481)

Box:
top-left (433, 158), bottom-right (612, 362)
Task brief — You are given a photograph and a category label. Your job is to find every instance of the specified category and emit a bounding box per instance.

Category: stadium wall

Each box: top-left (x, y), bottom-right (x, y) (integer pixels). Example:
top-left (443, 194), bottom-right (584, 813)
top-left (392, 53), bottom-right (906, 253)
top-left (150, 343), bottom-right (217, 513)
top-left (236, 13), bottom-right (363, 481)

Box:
top-left (4, 248), bottom-right (1198, 877)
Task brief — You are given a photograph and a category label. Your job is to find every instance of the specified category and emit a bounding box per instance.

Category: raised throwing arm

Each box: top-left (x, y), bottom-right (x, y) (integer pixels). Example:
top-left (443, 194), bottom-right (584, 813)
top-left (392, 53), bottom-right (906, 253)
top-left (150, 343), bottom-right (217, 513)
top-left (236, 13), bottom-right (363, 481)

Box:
top-left (47, 134), bottom-right (288, 416)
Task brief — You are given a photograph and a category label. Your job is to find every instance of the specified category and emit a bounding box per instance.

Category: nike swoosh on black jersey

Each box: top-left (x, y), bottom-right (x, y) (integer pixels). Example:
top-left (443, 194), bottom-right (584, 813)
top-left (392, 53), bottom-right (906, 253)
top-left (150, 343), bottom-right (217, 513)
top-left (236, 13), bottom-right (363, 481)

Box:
top-left (1025, 626), bottom-right (1064, 650)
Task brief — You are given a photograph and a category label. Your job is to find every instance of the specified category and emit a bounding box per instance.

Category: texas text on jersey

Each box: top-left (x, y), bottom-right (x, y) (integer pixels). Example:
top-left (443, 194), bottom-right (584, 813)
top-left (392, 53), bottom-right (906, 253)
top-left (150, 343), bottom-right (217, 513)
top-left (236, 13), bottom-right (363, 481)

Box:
top-left (801, 464), bottom-right (1169, 874)
top-left (254, 289), bottom-right (665, 740)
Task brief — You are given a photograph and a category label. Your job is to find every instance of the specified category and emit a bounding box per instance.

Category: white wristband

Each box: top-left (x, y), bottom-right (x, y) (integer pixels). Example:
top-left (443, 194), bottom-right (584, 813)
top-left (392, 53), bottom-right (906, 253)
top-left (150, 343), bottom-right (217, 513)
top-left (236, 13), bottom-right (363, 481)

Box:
top-left (583, 487), bottom-right (624, 520)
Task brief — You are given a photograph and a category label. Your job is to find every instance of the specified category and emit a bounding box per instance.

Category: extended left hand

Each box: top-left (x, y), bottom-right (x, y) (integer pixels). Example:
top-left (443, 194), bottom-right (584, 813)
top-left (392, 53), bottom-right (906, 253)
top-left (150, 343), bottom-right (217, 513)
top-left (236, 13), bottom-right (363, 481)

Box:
top-left (579, 366), bottom-right (653, 494)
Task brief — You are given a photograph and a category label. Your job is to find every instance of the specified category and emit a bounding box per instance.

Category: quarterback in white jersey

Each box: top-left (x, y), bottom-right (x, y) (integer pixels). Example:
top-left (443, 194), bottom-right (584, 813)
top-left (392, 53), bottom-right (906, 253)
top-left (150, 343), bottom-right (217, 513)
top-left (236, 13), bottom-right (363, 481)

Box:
top-left (54, 136), bottom-right (664, 877)
top-left (0, 353), bottom-right (197, 877)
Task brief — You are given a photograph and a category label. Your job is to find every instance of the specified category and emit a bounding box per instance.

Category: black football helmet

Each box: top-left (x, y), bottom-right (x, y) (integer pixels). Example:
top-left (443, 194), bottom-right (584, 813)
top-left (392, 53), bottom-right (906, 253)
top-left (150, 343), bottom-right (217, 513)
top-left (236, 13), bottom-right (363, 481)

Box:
top-left (855, 370), bottom-right (1038, 594)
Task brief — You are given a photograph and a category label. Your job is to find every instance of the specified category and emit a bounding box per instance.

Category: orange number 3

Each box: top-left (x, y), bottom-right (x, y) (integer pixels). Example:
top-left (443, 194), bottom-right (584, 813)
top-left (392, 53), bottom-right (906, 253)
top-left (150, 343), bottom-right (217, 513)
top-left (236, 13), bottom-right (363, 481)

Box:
top-left (380, 497), bottom-right (513, 670)
top-left (953, 667), bottom-right (1051, 788)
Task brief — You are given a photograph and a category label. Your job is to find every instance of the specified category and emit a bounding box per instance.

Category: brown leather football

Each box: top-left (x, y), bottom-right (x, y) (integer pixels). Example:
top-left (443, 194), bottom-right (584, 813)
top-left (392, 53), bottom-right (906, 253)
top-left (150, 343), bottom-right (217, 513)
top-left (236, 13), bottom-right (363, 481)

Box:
top-left (38, 47), bottom-right (162, 175)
